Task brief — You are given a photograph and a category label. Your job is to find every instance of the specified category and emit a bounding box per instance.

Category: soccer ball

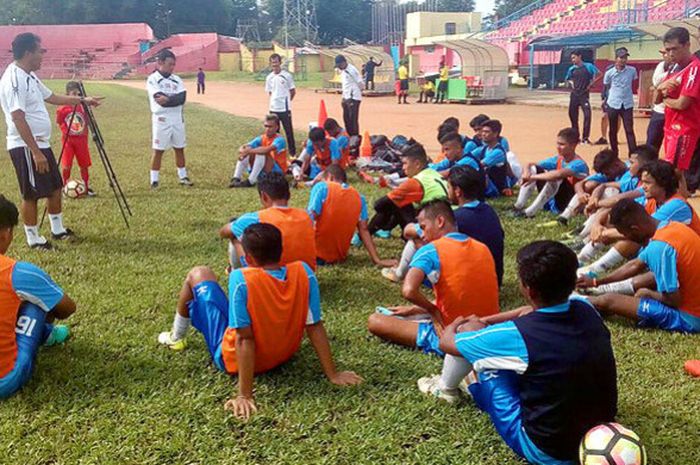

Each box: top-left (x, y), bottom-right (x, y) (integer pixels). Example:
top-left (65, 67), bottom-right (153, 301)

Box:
top-left (580, 423), bottom-right (647, 465)
top-left (63, 179), bottom-right (87, 199)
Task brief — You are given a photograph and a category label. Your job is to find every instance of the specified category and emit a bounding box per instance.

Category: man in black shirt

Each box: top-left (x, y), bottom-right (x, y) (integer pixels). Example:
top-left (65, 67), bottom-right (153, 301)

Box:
top-left (565, 50), bottom-right (600, 144)
top-left (364, 57), bottom-right (382, 91)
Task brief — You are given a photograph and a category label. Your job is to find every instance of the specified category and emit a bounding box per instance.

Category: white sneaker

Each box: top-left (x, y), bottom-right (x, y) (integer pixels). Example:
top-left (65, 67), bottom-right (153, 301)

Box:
top-left (157, 331), bottom-right (187, 351)
top-left (577, 265), bottom-right (599, 279)
top-left (417, 374), bottom-right (461, 404)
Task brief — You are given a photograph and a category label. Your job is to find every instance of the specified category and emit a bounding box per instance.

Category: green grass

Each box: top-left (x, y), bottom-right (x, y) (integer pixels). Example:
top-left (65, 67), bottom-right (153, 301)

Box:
top-left (0, 82), bottom-right (698, 465)
top-left (173, 70), bottom-right (328, 89)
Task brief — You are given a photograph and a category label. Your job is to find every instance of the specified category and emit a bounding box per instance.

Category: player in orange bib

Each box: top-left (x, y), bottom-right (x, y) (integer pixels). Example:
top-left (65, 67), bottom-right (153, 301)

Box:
top-left (368, 200), bottom-right (499, 356)
top-left (323, 118), bottom-right (351, 168)
top-left (580, 199), bottom-right (700, 334)
top-left (308, 165), bottom-right (396, 267)
top-left (0, 195), bottom-right (75, 398)
top-left (158, 223), bottom-right (362, 420)
top-left (220, 172), bottom-right (316, 270)
top-left (230, 114), bottom-right (288, 188)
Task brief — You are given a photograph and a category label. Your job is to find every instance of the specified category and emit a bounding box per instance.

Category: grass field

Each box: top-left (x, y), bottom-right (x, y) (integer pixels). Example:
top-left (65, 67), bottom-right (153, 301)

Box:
top-left (0, 82), bottom-right (698, 465)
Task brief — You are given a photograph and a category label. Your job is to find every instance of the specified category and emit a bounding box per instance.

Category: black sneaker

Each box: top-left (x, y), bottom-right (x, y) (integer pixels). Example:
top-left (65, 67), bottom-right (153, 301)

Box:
top-left (594, 137), bottom-right (608, 145)
top-left (151, 181), bottom-right (159, 189)
top-left (507, 208), bottom-right (526, 218)
top-left (86, 188), bottom-right (96, 197)
top-left (51, 228), bottom-right (75, 241)
top-left (30, 241), bottom-right (53, 250)
top-left (179, 177), bottom-right (194, 187)
top-left (231, 179), bottom-right (253, 188)
top-left (557, 217), bottom-right (568, 226)
top-left (228, 177), bottom-right (242, 188)
top-left (581, 138), bottom-right (592, 145)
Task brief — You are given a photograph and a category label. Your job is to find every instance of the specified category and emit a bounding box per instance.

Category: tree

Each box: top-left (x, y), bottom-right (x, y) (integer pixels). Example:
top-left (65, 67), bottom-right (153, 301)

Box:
top-left (493, 0), bottom-right (534, 20)
top-left (437, 0), bottom-right (475, 12)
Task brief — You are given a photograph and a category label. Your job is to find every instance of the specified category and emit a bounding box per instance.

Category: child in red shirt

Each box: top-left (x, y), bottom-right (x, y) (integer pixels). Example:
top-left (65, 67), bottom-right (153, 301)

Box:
top-left (56, 81), bottom-right (94, 196)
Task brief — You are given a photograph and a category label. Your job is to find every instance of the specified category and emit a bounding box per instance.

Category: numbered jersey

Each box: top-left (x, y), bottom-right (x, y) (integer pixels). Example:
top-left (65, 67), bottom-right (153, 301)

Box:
top-left (146, 70), bottom-right (185, 119)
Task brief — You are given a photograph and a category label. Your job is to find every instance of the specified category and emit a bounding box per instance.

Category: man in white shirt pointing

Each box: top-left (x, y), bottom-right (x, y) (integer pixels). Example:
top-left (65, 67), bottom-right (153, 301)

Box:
top-left (265, 53), bottom-right (297, 157)
top-left (335, 55), bottom-right (363, 136)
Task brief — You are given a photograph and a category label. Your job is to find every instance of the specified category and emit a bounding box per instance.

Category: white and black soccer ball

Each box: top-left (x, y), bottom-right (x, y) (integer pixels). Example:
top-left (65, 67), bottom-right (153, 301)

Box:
top-left (579, 422), bottom-right (647, 465)
top-left (63, 179), bottom-right (87, 199)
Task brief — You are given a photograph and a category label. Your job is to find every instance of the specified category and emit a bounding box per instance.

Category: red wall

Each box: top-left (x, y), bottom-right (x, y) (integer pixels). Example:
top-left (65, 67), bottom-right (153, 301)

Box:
top-left (409, 45), bottom-right (460, 74)
top-left (137, 33), bottom-right (220, 74)
top-left (0, 23), bottom-right (153, 50)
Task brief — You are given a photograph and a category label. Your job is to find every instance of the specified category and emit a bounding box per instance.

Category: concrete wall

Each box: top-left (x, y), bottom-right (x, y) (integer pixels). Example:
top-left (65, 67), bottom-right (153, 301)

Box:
top-left (240, 43), bottom-right (275, 72)
top-left (405, 12), bottom-right (481, 42)
top-left (219, 52), bottom-right (241, 72)
top-left (408, 45), bottom-right (459, 76)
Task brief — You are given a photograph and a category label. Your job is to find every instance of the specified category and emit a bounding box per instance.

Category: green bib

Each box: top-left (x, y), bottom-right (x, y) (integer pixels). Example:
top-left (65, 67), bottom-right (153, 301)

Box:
top-left (413, 168), bottom-right (448, 208)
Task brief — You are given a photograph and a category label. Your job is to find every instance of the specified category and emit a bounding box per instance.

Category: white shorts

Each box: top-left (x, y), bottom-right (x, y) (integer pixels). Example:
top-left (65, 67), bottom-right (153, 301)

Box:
top-left (152, 115), bottom-right (186, 151)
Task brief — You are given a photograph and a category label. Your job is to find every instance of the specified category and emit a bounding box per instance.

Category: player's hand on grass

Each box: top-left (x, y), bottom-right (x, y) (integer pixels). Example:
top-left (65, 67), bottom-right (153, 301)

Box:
top-left (224, 395), bottom-right (257, 420)
top-left (32, 150), bottom-right (49, 174)
top-left (376, 258), bottom-right (399, 268)
top-left (84, 96), bottom-right (104, 107)
top-left (329, 370), bottom-right (363, 386)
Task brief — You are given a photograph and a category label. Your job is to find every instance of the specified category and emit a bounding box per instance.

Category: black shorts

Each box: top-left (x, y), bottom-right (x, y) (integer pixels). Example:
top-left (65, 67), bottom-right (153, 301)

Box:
top-left (8, 147), bottom-right (63, 200)
top-left (400, 79), bottom-right (409, 91)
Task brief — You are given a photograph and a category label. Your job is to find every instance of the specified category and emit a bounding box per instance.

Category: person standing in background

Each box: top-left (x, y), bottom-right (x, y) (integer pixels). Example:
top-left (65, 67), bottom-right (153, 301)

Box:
top-left (265, 54), bottom-right (297, 157)
top-left (565, 50), bottom-right (600, 144)
top-left (647, 50), bottom-right (671, 151)
top-left (603, 48), bottom-right (638, 156)
top-left (196, 68), bottom-right (205, 95)
top-left (364, 56), bottom-right (382, 91)
top-left (397, 60), bottom-right (409, 105)
top-left (435, 58), bottom-right (449, 104)
top-left (336, 55), bottom-right (362, 136)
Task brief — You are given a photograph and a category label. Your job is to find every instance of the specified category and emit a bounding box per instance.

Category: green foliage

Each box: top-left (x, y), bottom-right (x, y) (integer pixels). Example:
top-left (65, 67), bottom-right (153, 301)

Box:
top-left (0, 81), bottom-right (698, 463)
top-left (493, 0), bottom-right (536, 20)
top-left (437, 0), bottom-right (476, 12)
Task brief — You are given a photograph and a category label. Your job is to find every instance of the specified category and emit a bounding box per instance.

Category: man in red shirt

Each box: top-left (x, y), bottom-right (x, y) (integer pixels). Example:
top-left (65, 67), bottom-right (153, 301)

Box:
top-left (56, 81), bottom-right (94, 196)
top-left (655, 27), bottom-right (700, 191)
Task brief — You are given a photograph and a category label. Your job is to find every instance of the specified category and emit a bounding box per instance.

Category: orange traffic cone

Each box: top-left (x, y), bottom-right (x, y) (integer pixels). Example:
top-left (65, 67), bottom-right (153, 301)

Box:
top-left (360, 130), bottom-right (372, 158)
top-left (317, 99), bottom-right (328, 128)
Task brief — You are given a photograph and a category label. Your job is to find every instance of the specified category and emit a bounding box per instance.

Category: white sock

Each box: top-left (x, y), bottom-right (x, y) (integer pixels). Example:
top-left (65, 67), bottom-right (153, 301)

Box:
top-left (439, 355), bottom-right (472, 390)
top-left (395, 240), bottom-right (417, 278)
top-left (578, 241), bottom-right (604, 264)
top-left (248, 155), bottom-right (266, 184)
top-left (177, 167), bottom-right (188, 179)
top-left (514, 181), bottom-right (536, 210)
top-left (48, 213), bottom-right (66, 235)
top-left (171, 313), bottom-right (191, 340)
top-left (233, 159), bottom-right (248, 180)
top-left (560, 195), bottom-right (580, 220)
top-left (594, 278), bottom-right (635, 295)
top-left (589, 247), bottom-right (625, 274)
top-left (602, 187), bottom-right (619, 199)
top-left (150, 170), bottom-right (160, 184)
top-left (24, 225), bottom-right (46, 246)
top-left (524, 180), bottom-right (561, 217)
top-left (579, 214), bottom-right (597, 239)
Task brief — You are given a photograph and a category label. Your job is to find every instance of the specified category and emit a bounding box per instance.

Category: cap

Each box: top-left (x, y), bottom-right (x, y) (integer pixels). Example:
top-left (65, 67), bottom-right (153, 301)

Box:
top-left (615, 47), bottom-right (630, 58)
top-left (335, 54), bottom-right (346, 66)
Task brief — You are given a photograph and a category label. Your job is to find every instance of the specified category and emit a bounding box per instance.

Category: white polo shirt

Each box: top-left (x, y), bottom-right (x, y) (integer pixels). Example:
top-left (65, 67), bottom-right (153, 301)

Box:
top-left (0, 62), bottom-right (53, 150)
top-left (651, 60), bottom-right (668, 114)
top-left (146, 70), bottom-right (185, 120)
top-left (341, 63), bottom-right (363, 101)
top-left (265, 70), bottom-right (295, 112)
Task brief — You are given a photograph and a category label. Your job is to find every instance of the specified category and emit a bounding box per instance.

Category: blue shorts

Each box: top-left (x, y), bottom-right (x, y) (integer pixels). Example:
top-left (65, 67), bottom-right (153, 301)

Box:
top-left (0, 303), bottom-right (51, 398)
top-left (309, 162), bottom-right (322, 179)
top-left (468, 370), bottom-right (575, 465)
top-left (416, 322), bottom-right (444, 357)
top-left (637, 298), bottom-right (700, 333)
top-left (188, 281), bottom-right (229, 371)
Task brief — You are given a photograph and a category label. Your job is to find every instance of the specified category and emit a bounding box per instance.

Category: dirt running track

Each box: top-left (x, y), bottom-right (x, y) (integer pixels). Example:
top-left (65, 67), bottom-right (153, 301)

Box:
top-left (115, 79), bottom-right (650, 166)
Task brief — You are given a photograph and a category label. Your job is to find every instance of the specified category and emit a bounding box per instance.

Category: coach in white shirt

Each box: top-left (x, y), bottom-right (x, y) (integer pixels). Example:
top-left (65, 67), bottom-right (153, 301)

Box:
top-left (0, 33), bottom-right (102, 249)
top-left (265, 53), bottom-right (297, 156)
top-left (335, 55), bottom-right (363, 136)
top-left (647, 51), bottom-right (672, 151)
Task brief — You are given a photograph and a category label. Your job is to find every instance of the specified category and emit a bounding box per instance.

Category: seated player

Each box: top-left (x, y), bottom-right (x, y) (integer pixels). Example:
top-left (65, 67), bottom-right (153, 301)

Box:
top-left (513, 128), bottom-right (589, 218)
top-left (429, 121), bottom-right (462, 164)
top-left (384, 166), bottom-right (504, 287)
top-left (158, 223), bottom-right (362, 420)
top-left (57, 81), bottom-right (95, 196)
top-left (418, 78), bottom-right (435, 103)
top-left (308, 165), bottom-right (396, 267)
top-left (323, 118), bottom-right (350, 168)
top-left (580, 199), bottom-right (700, 334)
top-left (550, 149), bottom-right (629, 226)
top-left (464, 114), bottom-right (511, 157)
top-left (434, 240), bottom-right (617, 465)
top-left (429, 132), bottom-right (480, 176)
top-left (367, 141), bottom-right (448, 235)
top-left (219, 172), bottom-right (316, 270)
top-left (472, 119), bottom-right (512, 196)
top-left (291, 127), bottom-right (342, 182)
top-left (230, 114), bottom-right (287, 188)
top-left (579, 160), bottom-right (700, 278)
top-left (0, 195), bottom-right (75, 399)
top-left (368, 200), bottom-right (499, 356)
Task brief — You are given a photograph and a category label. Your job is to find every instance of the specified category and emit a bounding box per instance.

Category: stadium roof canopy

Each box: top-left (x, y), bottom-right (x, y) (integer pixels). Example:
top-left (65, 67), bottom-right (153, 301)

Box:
top-left (528, 28), bottom-right (645, 50)
top-left (630, 17), bottom-right (700, 46)
top-left (434, 39), bottom-right (509, 76)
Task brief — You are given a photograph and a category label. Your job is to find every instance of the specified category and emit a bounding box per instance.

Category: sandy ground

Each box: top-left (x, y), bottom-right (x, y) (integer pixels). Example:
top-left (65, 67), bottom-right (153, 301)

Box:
top-left (114, 79), bottom-right (649, 165)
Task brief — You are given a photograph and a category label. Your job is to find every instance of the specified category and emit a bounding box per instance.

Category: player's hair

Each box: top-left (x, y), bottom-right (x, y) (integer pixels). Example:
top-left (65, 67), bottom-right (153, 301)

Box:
top-left (399, 140), bottom-right (428, 165)
top-left (609, 198), bottom-right (648, 231)
top-left (157, 49), bottom-right (176, 62)
top-left (309, 127), bottom-right (326, 143)
top-left (438, 131), bottom-right (462, 146)
top-left (264, 113), bottom-right (280, 129)
top-left (12, 33), bottom-right (41, 60)
top-left (448, 165), bottom-right (485, 201)
top-left (269, 53), bottom-right (282, 63)
top-left (516, 240), bottom-right (578, 306)
top-left (639, 160), bottom-right (678, 195)
top-left (481, 119), bottom-right (502, 135)
top-left (663, 27), bottom-right (690, 45)
top-left (418, 199), bottom-right (455, 225)
top-left (324, 164), bottom-right (347, 183)
top-left (571, 49), bottom-right (583, 57)
top-left (323, 118), bottom-right (340, 132)
top-left (0, 195), bottom-right (19, 230)
top-left (442, 116), bottom-right (460, 130)
top-left (631, 144), bottom-right (658, 163)
top-left (592, 149), bottom-right (619, 173)
top-left (469, 114), bottom-right (490, 129)
top-left (256, 172), bottom-right (290, 201)
top-left (65, 81), bottom-right (81, 95)
top-left (437, 122), bottom-right (457, 141)
top-left (241, 223), bottom-right (283, 265)
top-left (557, 127), bottom-right (580, 144)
